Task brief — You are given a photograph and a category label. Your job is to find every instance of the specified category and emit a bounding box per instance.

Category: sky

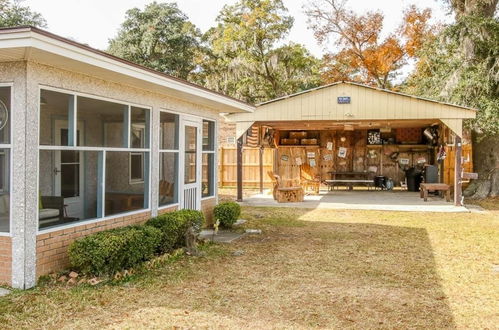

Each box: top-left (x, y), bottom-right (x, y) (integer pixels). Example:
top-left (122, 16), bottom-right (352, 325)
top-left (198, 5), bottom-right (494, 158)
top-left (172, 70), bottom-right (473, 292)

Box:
top-left (23, 0), bottom-right (453, 57)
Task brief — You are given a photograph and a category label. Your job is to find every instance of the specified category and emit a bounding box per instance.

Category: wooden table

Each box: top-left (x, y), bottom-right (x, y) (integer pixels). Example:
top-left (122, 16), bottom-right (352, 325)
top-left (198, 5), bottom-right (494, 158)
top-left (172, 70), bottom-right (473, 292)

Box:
top-left (326, 172), bottom-right (372, 190)
top-left (420, 183), bottom-right (451, 202)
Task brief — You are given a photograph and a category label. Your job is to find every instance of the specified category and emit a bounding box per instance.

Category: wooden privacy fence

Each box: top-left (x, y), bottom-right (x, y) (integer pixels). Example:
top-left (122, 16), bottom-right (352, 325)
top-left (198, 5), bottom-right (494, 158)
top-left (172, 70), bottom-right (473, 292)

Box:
top-left (443, 144), bottom-right (473, 186)
top-left (218, 147), bottom-right (274, 188)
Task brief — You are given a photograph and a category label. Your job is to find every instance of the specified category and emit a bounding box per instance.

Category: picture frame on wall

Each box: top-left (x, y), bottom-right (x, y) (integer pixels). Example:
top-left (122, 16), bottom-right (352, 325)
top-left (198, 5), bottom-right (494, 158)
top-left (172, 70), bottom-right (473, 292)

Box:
top-left (367, 129), bottom-right (382, 145)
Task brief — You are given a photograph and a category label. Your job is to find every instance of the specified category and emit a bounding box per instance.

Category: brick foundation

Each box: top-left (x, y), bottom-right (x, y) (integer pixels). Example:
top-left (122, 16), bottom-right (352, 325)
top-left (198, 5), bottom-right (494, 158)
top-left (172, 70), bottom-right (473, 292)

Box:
top-left (36, 211), bottom-right (151, 277)
top-left (0, 236), bottom-right (12, 285)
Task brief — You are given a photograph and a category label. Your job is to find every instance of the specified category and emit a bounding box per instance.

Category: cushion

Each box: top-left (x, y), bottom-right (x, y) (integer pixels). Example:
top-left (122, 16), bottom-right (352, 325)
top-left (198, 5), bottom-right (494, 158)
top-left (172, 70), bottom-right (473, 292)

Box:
top-left (0, 194), bottom-right (9, 214)
top-left (39, 208), bottom-right (59, 220)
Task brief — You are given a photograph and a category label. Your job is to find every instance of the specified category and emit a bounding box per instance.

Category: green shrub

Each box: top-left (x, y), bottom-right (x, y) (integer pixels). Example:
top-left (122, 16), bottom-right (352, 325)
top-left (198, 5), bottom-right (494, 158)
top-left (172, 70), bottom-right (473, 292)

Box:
top-left (214, 201), bottom-right (241, 227)
top-left (68, 225), bottom-right (162, 276)
top-left (146, 209), bottom-right (205, 252)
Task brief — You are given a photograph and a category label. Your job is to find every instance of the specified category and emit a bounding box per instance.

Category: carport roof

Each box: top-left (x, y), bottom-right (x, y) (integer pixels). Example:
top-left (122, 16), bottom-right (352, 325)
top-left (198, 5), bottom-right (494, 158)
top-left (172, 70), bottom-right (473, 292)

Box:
top-left (227, 81), bottom-right (477, 138)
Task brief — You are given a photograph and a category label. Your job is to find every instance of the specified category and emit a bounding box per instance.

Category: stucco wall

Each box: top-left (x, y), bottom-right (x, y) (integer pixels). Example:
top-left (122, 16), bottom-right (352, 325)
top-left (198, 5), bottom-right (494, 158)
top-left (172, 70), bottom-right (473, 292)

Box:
top-left (0, 61), bottom-right (30, 288)
top-left (30, 61), bottom-right (221, 279)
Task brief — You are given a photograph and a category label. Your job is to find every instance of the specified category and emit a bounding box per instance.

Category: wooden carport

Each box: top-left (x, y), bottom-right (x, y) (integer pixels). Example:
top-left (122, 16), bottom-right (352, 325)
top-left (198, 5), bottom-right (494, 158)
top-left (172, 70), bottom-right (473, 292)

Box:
top-left (227, 82), bottom-right (477, 206)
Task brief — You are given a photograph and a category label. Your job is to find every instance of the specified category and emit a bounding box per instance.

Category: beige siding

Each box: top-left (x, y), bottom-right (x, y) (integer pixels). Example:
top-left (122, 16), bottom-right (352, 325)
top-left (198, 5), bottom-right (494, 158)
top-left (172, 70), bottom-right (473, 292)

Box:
top-left (229, 83), bottom-right (477, 123)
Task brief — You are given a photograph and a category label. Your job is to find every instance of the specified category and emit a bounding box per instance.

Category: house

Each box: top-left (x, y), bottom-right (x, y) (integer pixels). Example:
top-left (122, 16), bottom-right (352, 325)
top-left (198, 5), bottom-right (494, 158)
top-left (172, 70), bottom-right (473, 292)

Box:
top-left (0, 26), bottom-right (254, 289)
top-left (227, 82), bottom-right (476, 203)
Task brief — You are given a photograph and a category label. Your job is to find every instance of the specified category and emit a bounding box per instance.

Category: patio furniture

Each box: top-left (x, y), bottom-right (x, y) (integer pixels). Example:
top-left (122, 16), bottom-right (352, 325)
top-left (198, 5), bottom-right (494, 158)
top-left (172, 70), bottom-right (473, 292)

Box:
top-left (300, 164), bottom-right (321, 195)
top-left (105, 192), bottom-right (144, 215)
top-left (325, 171), bottom-right (374, 190)
top-left (39, 196), bottom-right (64, 225)
top-left (420, 183), bottom-right (451, 202)
top-left (268, 171), bottom-right (304, 203)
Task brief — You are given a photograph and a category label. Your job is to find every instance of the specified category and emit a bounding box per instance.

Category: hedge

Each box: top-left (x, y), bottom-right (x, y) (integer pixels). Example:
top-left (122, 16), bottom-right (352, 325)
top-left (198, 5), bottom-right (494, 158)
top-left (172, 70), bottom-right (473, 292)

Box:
top-left (68, 225), bottom-right (162, 276)
top-left (146, 209), bottom-right (204, 252)
top-left (214, 201), bottom-right (241, 227)
top-left (68, 209), bottom-right (205, 276)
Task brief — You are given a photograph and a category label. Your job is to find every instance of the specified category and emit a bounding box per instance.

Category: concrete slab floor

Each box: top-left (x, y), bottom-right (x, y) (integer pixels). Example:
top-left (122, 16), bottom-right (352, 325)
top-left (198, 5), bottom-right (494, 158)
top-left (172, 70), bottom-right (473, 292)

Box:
top-left (200, 229), bottom-right (246, 243)
top-left (241, 190), bottom-right (470, 213)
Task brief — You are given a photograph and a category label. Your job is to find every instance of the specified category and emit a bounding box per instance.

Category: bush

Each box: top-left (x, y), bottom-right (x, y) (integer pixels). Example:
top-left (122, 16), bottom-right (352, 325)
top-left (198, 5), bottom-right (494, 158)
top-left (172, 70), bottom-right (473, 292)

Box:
top-left (68, 225), bottom-right (162, 276)
top-left (214, 201), bottom-right (241, 227)
top-left (146, 209), bottom-right (205, 252)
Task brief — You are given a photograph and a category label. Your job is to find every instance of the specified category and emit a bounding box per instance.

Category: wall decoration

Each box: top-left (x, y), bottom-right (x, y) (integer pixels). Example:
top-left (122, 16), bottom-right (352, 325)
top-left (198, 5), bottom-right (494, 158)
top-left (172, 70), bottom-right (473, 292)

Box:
top-left (323, 154), bottom-right (332, 161)
top-left (309, 159), bottom-right (316, 167)
top-left (0, 100), bottom-right (8, 130)
top-left (399, 158), bottom-right (410, 165)
top-left (307, 152), bottom-right (315, 158)
top-left (338, 147), bottom-right (347, 158)
top-left (367, 149), bottom-right (378, 158)
top-left (281, 155), bottom-right (289, 161)
top-left (295, 157), bottom-right (302, 166)
top-left (326, 141), bottom-right (333, 150)
top-left (367, 129), bottom-right (382, 145)
top-left (416, 157), bottom-right (426, 164)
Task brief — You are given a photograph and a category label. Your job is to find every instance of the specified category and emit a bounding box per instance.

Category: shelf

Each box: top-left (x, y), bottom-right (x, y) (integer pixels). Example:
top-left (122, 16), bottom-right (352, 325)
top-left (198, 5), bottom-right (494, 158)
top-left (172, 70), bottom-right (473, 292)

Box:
top-left (367, 144), bottom-right (429, 148)
top-left (278, 145), bottom-right (319, 148)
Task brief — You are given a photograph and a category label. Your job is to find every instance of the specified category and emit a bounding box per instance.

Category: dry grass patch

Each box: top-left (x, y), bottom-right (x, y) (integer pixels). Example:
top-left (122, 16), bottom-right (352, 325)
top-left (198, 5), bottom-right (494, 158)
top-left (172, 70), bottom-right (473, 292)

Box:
top-left (0, 207), bottom-right (497, 329)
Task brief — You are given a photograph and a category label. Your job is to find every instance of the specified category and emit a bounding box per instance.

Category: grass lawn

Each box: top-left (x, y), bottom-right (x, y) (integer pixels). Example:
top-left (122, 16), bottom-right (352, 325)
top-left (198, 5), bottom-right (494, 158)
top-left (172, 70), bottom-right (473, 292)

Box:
top-left (0, 207), bottom-right (498, 329)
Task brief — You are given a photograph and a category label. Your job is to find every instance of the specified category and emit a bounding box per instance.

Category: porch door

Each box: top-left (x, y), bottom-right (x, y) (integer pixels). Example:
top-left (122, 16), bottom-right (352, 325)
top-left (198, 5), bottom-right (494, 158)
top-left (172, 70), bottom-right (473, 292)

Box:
top-left (54, 120), bottom-right (84, 219)
top-left (180, 118), bottom-right (202, 210)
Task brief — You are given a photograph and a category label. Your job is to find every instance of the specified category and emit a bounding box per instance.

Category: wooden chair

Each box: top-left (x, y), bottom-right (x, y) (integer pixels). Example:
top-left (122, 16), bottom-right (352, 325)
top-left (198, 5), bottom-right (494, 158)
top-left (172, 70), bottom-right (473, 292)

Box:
top-left (267, 171), bottom-right (304, 203)
top-left (300, 164), bottom-right (321, 195)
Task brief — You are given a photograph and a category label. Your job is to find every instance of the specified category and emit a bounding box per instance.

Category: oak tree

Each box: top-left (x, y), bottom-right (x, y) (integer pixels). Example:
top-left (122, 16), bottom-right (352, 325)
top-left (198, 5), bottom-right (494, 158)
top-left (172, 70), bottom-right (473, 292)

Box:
top-left (195, 0), bottom-right (320, 103)
top-left (305, 0), bottom-right (434, 88)
top-left (108, 2), bottom-right (201, 79)
top-left (0, 0), bottom-right (46, 28)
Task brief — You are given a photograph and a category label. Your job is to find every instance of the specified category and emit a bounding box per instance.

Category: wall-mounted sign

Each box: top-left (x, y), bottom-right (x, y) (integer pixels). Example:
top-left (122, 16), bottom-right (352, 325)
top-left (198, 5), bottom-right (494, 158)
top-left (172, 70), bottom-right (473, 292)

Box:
top-left (307, 152), bottom-right (315, 158)
top-left (338, 147), bottom-right (347, 158)
top-left (337, 96), bottom-right (351, 104)
top-left (281, 155), bottom-right (289, 161)
top-left (367, 129), bottom-right (382, 145)
top-left (295, 157), bottom-right (302, 165)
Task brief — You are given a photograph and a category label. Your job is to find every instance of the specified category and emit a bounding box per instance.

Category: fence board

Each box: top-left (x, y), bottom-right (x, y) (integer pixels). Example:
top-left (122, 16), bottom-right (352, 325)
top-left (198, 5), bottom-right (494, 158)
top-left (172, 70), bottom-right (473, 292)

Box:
top-left (218, 147), bottom-right (274, 188)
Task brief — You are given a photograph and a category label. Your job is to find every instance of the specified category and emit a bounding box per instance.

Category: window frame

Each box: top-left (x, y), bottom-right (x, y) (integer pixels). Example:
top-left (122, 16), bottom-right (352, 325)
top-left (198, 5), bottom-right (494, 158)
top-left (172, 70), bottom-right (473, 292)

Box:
top-left (158, 109), bottom-right (180, 209)
top-left (0, 83), bottom-right (13, 236)
top-left (201, 119), bottom-right (216, 199)
top-left (37, 85), bottom-right (152, 233)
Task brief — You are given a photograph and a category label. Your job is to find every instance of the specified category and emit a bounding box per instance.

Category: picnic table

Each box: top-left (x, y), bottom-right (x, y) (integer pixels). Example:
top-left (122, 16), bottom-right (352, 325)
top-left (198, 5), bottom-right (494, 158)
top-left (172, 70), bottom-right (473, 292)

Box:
top-left (325, 171), bottom-right (374, 190)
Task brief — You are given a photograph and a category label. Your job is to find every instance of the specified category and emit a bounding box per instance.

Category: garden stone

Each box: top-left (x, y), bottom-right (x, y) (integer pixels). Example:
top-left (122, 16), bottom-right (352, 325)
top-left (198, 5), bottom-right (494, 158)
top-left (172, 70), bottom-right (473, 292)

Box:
top-left (233, 219), bottom-right (247, 226)
top-left (245, 229), bottom-right (262, 234)
top-left (0, 287), bottom-right (10, 297)
top-left (232, 250), bottom-right (245, 256)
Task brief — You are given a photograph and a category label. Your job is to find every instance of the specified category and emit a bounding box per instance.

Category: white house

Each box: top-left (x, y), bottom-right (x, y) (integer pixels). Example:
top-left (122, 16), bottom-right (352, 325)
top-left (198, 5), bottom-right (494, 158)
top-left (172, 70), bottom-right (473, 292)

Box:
top-left (0, 26), bottom-right (254, 289)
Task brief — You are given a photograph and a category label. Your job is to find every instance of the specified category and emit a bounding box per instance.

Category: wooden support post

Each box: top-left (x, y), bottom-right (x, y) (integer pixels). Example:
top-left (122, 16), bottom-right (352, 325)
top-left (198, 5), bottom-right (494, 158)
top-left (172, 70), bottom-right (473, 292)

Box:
top-left (454, 136), bottom-right (463, 206)
top-left (259, 146), bottom-right (264, 194)
top-left (237, 136), bottom-right (243, 202)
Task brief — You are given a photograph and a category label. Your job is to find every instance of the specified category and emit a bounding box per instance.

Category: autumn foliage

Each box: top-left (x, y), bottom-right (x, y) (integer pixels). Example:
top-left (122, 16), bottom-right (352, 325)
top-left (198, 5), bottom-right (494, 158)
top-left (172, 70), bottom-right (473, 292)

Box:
top-left (305, 1), bottom-right (435, 88)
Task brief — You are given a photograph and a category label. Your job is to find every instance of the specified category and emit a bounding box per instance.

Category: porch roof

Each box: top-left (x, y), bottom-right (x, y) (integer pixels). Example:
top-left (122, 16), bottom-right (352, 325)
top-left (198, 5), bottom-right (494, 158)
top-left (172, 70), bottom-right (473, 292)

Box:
top-left (0, 26), bottom-right (255, 114)
top-left (227, 82), bottom-right (477, 138)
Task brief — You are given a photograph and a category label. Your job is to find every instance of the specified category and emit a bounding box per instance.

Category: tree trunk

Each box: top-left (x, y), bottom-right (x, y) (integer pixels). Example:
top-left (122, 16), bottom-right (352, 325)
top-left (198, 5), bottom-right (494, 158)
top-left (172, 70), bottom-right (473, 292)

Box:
top-left (463, 132), bottom-right (499, 198)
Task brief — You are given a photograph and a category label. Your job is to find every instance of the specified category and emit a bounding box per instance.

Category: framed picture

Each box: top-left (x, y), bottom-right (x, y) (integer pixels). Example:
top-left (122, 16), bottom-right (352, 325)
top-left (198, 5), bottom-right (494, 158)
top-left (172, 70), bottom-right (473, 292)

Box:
top-left (367, 129), bottom-right (382, 145)
top-left (338, 147), bottom-right (347, 158)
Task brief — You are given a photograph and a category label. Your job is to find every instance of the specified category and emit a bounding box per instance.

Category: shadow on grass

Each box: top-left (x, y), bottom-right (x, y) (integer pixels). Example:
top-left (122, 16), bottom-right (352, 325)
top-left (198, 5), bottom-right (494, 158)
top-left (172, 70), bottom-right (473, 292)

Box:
top-left (238, 207), bottom-right (455, 328)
